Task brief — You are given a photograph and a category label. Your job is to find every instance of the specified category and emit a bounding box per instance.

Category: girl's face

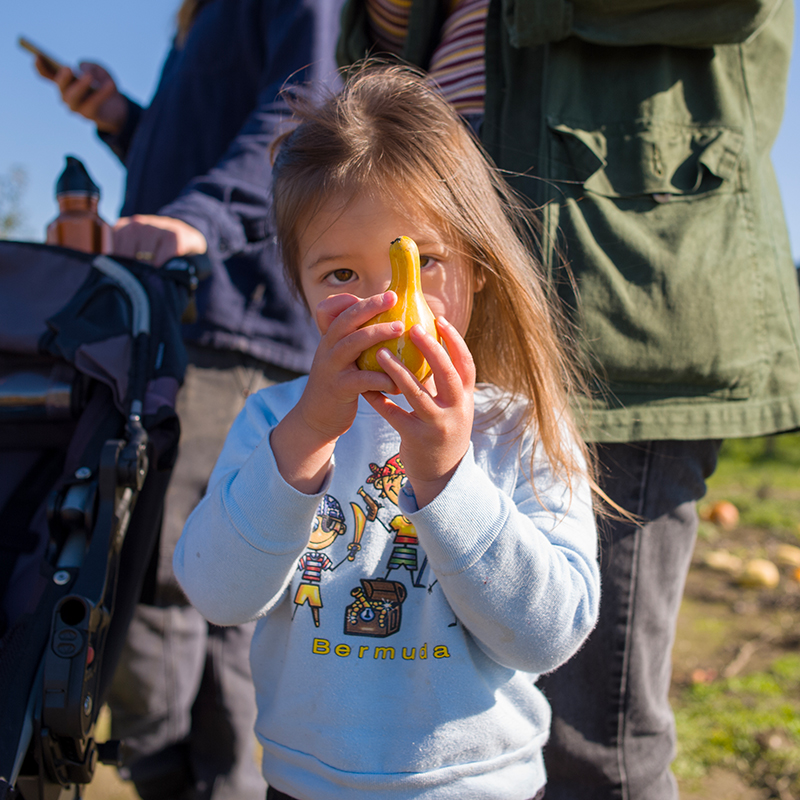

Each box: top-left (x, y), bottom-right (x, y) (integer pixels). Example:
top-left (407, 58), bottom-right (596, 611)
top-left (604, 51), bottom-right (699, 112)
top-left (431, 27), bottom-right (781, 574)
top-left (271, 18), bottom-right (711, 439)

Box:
top-left (297, 192), bottom-right (479, 337)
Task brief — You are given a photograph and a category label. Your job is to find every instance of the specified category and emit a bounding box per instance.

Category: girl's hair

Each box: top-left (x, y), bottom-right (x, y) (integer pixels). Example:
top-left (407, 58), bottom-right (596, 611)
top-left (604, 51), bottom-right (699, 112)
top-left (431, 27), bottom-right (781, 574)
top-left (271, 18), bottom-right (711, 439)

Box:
top-left (176, 0), bottom-right (201, 47)
top-left (273, 62), bottom-right (595, 494)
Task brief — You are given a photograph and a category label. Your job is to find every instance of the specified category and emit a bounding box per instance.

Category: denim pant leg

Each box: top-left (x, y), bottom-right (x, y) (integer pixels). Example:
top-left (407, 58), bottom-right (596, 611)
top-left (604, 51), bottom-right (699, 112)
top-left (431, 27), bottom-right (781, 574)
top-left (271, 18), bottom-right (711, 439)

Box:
top-left (109, 347), bottom-right (299, 800)
top-left (190, 620), bottom-right (264, 800)
top-left (539, 440), bottom-right (721, 800)
top-left (109, 604), bottom-right (207, 798)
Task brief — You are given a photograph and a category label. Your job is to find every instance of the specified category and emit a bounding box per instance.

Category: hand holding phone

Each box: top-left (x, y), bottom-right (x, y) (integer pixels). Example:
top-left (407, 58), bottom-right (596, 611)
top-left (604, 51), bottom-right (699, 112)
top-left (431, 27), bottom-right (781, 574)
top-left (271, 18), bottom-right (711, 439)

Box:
top-left (20, 36), bottom-right (127, 134)
top-left (18, 36), bottom-right (65, 77)
top-left (19, 36), bottom-right (95, 95)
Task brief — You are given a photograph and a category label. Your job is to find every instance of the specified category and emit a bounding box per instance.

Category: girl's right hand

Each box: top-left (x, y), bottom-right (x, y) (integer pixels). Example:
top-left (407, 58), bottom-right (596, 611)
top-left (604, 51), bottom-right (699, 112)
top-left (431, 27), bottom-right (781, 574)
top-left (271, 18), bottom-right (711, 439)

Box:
top-left (269, 291), bottom-right (402, 493)
top-left (298, 291), bottom-right (403, 441)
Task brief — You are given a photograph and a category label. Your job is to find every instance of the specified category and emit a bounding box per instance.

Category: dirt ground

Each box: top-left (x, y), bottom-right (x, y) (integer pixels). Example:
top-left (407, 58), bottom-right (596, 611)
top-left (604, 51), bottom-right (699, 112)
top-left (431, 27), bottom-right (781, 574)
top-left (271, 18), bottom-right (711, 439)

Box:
top-left (81, 520), bottom-right (799, 800)
top-left (670, 520), bottom-right (800, 800)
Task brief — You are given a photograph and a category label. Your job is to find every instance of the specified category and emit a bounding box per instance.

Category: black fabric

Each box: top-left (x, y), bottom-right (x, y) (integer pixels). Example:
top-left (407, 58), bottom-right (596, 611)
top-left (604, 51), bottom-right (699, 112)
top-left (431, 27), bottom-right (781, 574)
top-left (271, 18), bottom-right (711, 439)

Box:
top-left (0, 575), bottom-right (78, 784)
top-left (0, 241), bottom-right (190, 401)
top-left (0, 450), bottom-right (64, 633)
top-left (99, 464), bottom-right (173, 700)
top-left (43, 269), bottom-right (134, 358)
top-left (0, 242), bottom-right (187, 793)
top-left (266, 790), bottom-right (295, 800)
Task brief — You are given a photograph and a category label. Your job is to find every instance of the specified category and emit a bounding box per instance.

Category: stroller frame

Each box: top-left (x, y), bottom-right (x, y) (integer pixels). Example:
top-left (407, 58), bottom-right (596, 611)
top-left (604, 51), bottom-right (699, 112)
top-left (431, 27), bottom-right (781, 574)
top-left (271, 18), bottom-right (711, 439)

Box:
top-left (0, 243), bottom-right (204, 799)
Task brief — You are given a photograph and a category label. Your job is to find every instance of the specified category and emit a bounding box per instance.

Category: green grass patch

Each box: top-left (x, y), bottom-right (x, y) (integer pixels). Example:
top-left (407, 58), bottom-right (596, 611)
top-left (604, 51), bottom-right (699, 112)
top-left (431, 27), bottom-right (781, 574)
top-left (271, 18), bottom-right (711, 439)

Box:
top-left (674, 655), bottom-right (800, 794)
top-left (676, 434), bottom-right (800, 795)
top-left (703, 434), bottom-right (800, 535)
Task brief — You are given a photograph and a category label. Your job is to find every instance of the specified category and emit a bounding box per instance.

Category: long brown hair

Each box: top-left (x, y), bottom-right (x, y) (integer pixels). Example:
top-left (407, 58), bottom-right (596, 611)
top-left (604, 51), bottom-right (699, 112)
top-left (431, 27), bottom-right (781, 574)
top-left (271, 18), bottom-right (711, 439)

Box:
top-left (273, 62), bottom-right (596, 496)
top-left (176, 0), bottom-right (202, 47)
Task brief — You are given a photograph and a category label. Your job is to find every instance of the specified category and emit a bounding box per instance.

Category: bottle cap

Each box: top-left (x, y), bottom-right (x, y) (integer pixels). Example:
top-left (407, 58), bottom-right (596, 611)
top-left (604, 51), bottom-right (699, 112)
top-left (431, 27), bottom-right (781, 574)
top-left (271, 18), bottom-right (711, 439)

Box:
top-left (56, 155), bottom-right (100, 198)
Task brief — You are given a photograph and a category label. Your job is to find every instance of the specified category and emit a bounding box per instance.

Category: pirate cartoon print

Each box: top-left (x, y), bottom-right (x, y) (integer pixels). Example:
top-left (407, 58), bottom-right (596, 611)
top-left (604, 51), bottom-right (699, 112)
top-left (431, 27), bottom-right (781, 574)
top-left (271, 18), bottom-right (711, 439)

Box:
top-left (293, 454), bottom-right (439, 637)
top-left (338, 454), bottom-right (417, 638)
top-left (363, 454), bottom-right (430, 589)
top-left (293, 494), bottom-right (349, 627)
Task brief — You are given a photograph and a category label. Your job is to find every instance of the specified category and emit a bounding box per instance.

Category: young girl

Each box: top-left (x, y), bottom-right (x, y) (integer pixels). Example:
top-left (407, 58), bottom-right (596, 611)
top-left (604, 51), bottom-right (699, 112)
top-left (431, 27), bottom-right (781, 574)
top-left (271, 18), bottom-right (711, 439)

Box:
top-left (174, 64), bottom-right (599, 800)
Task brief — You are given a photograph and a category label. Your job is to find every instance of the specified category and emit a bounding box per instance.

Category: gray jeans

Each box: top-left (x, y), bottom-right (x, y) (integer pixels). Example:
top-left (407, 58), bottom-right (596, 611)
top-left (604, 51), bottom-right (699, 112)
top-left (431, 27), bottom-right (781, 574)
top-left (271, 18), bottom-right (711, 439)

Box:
top-left (539, 440), bottom-right (721, 800)
top-left (108, 345), bottom-right (299, 800)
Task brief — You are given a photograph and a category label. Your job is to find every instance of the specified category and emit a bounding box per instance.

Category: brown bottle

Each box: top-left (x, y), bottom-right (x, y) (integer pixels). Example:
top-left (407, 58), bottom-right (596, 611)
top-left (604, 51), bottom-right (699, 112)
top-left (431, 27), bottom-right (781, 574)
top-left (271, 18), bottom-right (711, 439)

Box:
top-left (46, 156), bottom-right (112, 254)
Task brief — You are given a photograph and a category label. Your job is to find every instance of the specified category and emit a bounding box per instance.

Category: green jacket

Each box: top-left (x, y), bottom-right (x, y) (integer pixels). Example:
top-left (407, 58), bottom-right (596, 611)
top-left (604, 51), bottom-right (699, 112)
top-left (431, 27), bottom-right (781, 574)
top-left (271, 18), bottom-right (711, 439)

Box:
top-left (338, 0), bottom-right (800, 443)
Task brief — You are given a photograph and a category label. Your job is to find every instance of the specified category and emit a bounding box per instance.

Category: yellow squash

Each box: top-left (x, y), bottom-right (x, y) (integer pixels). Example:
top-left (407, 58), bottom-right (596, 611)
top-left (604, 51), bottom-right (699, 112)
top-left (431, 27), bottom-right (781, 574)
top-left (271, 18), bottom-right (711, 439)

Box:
top-left (357, 236), bottom-right (439, 382)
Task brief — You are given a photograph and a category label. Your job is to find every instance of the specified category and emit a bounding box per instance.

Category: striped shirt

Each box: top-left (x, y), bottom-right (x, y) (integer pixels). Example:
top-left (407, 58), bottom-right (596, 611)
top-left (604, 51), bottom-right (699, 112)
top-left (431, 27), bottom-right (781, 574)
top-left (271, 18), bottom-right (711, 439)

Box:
top-left (366, 0), bottom-right (488, 116)
top-left (298, 552), bottom-right (333, 582)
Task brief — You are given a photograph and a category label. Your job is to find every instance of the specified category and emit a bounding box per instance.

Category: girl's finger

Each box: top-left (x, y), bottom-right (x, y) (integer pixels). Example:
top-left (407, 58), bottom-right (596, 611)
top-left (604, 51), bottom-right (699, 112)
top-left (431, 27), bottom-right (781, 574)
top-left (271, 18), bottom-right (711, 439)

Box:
top-left (374, 347), bottom-right (437, 416)
top-left (342, 368), bottom-right (399, 397)
top-left (361, 389), bottom-right (410, 426)
top-left (315, 293), bottom-right (360, 334)
top-left (352, 319), bottom-right (406, 350)
top-left (318, 319), bottom-right (405, 377)
top-left (329, 320), bottom-right (406, 373)
top-left (411, 318), bottom-right (475, 402)
top-left (320, 291), bottom-right (397, 336)
top-left (324, 293), bottom-right (410, 366)
top-left (436, 318), bottom-right (475, 386)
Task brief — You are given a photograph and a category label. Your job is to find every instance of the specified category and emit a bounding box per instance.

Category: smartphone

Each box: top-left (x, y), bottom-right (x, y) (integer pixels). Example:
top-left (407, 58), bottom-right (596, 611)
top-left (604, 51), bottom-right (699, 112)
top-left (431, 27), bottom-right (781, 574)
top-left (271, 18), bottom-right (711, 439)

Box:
top-left (19, 36), bottom-right (98, 97)
top-left (18, 36), bottom-right (66, 76)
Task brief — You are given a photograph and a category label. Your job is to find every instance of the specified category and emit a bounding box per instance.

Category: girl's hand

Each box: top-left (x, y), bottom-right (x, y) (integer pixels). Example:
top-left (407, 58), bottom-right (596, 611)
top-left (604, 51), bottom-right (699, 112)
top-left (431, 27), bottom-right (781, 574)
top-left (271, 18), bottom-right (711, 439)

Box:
top-left (300, 291), bottom-right (404, 439)
top-left (270, 292), bottom-right (403, 493)
top-left (362, 317), bottom-right (476, 507)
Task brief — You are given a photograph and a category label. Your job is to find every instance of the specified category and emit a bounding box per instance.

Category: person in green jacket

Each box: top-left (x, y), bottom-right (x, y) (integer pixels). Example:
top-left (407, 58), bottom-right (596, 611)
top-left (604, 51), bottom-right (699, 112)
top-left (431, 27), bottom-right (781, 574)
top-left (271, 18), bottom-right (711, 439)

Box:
top-left (337, 0), bottom-right (800, 798)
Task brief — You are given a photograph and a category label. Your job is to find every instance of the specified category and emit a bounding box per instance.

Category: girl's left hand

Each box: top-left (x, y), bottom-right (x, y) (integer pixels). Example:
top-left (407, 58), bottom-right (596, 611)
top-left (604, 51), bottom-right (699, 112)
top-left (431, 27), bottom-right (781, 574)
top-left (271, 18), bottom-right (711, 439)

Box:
top-left (362, 316), bottom-right (475, 507)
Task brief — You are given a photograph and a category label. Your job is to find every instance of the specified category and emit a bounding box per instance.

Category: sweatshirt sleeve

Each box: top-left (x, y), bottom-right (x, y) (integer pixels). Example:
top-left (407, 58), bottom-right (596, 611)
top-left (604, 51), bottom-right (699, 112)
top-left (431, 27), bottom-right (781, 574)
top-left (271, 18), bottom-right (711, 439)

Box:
top-left (96, 96), bottom-right (144, 164)
top-left (399, 439), bottom-right (599, 675)
top-left (173, 391), bottom-right (329, 626)
top-left (157, 0), bottom-right (342, 269)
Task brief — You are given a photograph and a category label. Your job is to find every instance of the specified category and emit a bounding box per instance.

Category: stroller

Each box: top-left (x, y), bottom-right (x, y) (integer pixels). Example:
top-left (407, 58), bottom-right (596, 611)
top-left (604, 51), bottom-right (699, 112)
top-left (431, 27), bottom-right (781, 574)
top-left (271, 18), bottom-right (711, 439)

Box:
top-left (0, 241), bottom-right (204, 799)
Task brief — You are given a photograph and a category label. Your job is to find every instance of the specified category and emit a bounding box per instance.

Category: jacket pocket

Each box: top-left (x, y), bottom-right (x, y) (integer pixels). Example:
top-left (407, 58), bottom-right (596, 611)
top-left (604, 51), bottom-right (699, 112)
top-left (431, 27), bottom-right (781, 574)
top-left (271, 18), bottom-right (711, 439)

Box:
top-left (550, 119), bottom-right (744, 199)
top-left (548, 119), bottom-right (769, 402)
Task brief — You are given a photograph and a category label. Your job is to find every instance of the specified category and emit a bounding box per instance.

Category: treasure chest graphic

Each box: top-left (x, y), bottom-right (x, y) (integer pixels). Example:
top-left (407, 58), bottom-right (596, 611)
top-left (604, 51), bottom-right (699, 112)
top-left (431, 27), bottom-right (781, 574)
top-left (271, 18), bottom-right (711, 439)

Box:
top-left (344, 578), bottom-right (407, 637)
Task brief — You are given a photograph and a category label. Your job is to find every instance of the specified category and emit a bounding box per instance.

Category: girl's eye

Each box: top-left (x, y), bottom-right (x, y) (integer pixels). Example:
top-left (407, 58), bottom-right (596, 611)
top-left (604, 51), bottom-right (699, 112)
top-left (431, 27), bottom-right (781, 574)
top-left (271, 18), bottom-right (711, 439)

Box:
top-left (327, 268), bottom-right (355, 284)
top-left (419, 256), bottom-right (436, 269)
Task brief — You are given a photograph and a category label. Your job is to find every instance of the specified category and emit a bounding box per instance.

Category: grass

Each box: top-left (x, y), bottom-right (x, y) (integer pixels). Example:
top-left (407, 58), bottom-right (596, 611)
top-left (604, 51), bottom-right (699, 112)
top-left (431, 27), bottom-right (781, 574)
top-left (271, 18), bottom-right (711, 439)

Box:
top-left (702, 434), bottom-right (800, 538)
top-left (673, 655), bottom-right (800, 797)
top-left (674, 432), bottom-right (800, 798)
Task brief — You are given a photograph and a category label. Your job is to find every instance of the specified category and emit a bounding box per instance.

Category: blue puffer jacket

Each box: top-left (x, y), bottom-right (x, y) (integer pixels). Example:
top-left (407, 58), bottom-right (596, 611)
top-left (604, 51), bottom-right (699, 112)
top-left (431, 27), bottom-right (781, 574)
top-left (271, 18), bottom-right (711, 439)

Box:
top-left (101, 0), bottom-right (344, 373)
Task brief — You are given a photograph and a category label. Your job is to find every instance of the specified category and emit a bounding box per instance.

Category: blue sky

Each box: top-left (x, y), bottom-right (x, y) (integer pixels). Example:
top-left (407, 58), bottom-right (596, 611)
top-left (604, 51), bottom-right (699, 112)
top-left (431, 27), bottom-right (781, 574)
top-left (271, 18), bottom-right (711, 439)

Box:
top-left (1, 1), bottom-right (798, 262)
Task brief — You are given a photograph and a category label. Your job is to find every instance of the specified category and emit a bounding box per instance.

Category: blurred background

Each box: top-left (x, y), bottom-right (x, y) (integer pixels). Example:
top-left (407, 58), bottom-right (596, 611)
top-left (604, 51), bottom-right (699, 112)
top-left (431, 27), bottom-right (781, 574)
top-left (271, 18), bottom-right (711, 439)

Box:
top-left (0, 1), bottom-right (175, 240)
top-left (0, 1), bottom-right (798, 261)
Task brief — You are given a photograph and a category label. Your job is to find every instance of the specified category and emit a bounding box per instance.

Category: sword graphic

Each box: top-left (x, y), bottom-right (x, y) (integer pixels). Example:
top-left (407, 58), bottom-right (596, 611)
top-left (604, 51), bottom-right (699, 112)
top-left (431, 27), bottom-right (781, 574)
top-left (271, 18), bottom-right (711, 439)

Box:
top-left (347, 502), bottom-right (366, 561)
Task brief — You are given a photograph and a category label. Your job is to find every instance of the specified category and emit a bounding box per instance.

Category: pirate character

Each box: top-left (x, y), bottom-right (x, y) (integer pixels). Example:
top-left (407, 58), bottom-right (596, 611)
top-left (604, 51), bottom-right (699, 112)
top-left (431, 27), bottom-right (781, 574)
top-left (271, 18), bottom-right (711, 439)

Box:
top-left (367, 454), bottom-right (405, 505)
top-left (366, 455), bottom-right (428, 588)
top-left (293, 494), bottom-right (346, 627)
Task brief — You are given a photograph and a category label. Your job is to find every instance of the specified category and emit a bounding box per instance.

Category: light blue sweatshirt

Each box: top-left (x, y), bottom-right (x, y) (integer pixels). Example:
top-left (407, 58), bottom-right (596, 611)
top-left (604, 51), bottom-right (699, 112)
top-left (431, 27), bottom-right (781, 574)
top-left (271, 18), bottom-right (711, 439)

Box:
top-left (174, 377), bottom-right (599, 800)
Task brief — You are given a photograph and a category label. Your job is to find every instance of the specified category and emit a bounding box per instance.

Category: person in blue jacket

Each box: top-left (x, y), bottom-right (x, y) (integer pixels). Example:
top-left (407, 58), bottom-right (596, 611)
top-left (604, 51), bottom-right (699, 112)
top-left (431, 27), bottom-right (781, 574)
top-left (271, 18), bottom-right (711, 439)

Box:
top-left (35, 1), bottom-right (343, 798)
